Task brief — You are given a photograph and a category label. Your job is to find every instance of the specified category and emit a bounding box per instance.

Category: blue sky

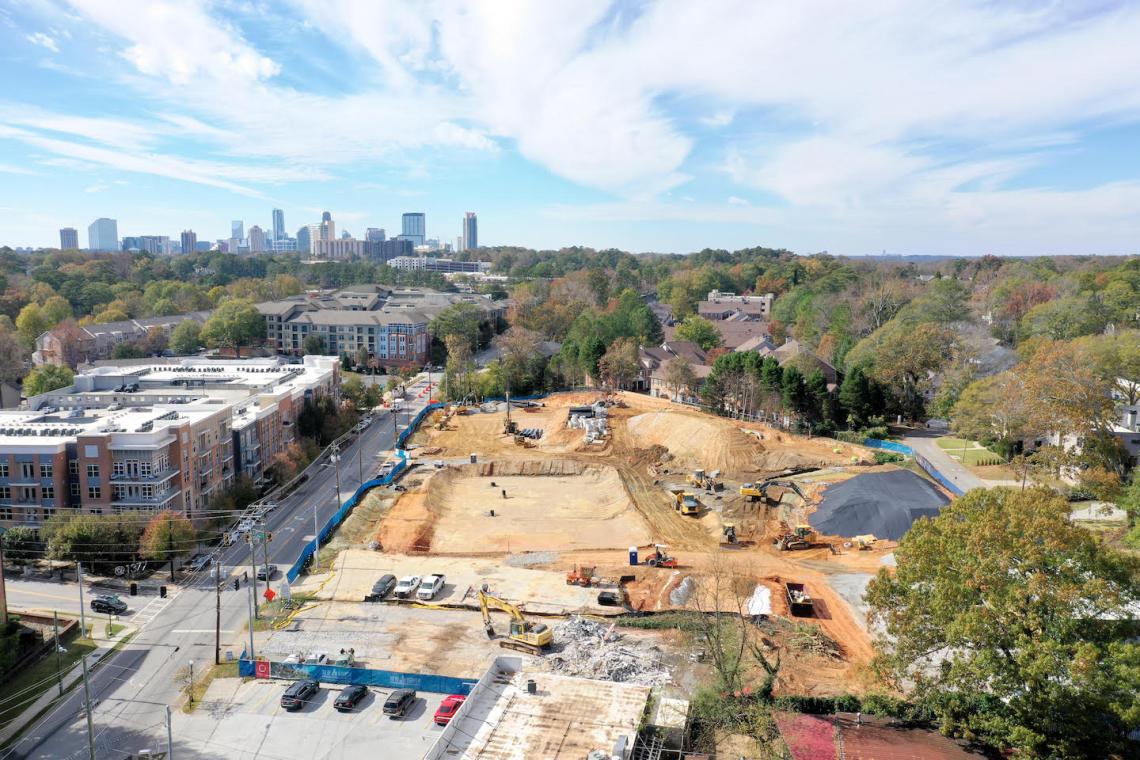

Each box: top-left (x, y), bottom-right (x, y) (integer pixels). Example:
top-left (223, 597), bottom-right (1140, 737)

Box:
top-left (2, 1), bottom-right (1140, 256)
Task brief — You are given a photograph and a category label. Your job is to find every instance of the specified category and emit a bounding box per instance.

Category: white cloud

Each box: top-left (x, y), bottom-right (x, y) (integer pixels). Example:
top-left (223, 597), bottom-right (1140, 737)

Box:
top-left (25, 31), bottom-right (59, 52)
top-left (83, 183), bottom-right (110, 192)
top-left (701, 110), bottom-right (735, 128)
top-left (0, 163), bottom-right (38, 176)
top-left (726, 196), bottom-right (749, 206)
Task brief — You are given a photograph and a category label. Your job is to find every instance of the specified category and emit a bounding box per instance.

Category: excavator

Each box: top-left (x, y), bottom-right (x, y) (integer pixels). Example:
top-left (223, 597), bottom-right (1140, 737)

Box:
top-left (477, 589), bottom-right (553, 655)
top-left (739, 478), bottom-right (808, 503)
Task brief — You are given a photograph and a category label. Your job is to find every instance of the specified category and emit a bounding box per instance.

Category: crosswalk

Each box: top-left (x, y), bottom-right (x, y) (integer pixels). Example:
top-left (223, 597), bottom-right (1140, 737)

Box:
top-left (127, 586), bottom-right (181, 629)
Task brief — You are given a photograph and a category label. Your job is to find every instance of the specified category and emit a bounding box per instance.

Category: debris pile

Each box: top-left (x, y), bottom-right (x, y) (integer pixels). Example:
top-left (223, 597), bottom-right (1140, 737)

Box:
top-left (546, 616), bottom-right (671, 687)
top-left (503, 551), bottom-right (559, 568)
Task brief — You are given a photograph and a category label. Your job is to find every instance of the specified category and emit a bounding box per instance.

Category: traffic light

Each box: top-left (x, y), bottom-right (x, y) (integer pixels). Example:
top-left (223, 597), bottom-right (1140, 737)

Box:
top-left (129, 582), bottom-right (138, 596)
top-left (266, 532), bottom-right (273, 543)
top-left (233, 578), bottom-right (240, 591)
top-left (159, 586), bottom-right (167, 598)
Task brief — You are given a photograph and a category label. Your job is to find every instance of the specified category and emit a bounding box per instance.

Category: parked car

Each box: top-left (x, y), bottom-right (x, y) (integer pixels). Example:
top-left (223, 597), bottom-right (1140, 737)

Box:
top-left (303, 652), bottom-right (328, 665)
top-left (364, 574), bottom-right (397, 602)
top-left (383, 688), bottom-right (417, 718)
top-left (280, 680), bottom-right (319, 711)
top-left (433, 460), bottom-right (444, 469)
top-left (433, 694), bottom-right (466, 726)
top-left (185, 554), bottom-right (212, 572)
top-left (257, 564), bottom-right (278, 581)
top-left (334, 684), bottom-right (368, 712)
top-left (393, 576), bottom-right (421, 599)
top-left (417, 574), bottom-right (446, 601)
top-left (90, 595), bottom-right (127, 615)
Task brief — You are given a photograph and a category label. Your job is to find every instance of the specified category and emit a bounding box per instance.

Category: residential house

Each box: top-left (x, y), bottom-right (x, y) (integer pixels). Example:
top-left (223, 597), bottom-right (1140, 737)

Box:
top-left (34, 312), bottom-right (212, 368)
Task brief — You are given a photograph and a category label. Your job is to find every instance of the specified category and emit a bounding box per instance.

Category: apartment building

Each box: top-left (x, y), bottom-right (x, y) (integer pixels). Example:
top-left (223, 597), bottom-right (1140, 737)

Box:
top-left (257, 286), bottom-right (504, 367)
top-left (388, 256), bottom-right (491, 274)
top-left (0, 356), bottom-right (338, 529)
top-left (698, 289), bottom-right (774, 321)
top-left (34, 311), bottom-right (212, 368)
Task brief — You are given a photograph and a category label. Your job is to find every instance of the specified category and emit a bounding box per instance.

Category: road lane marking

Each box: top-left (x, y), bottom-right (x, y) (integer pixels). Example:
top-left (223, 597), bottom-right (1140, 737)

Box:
top-left (172, 629), bottom-right (234, 634)
top-left (6, 589), bottom-right (78, 602)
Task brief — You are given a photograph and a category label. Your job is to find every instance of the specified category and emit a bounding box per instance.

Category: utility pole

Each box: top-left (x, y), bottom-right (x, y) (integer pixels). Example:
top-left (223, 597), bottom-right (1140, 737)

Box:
top-left (166, 705), bottom-right (174, 760)
top-left (248, 534), bottom-right (259, 620)
top-left (358, 446), bottom-right (363, 485)
top-left (332, 445), bottom-right (342, 506)
top-left (167, 514), bottom-right (176, 582)
top-left (77, 562), bottom-right (87, 638)
top-left (187, 660), bottom-right (195, 707)
top-left (80, 652), bottom-right (96, 760)
top-left (214, 563), bottom-right (221, 665)
top-left (53, 611), bottom-right (63, 696)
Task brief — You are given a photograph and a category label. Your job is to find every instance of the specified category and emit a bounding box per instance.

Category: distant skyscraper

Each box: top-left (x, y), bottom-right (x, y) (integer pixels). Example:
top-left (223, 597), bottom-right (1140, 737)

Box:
top-left (180, 230), bottom-right (197, 255)
top-left (401, 213), bottom-right (425, 247)
top-left (232, 220), bottom-right (244, 240)
top-left (87, 218), bottom-right (118, 252)
top-left (462, 212), bottom-right (477, 251)
top-left (59, 227), bottom-right (78, 249)
top-left (456, 236), bottom-right (464, 253)
top-left (272, 208), bottom-right (285, 241)
top-left (248, 225), bottom-right (266, 253)
top-left (365, 228), bottom-right (386, 242)
top-left (319, 212), bottom-right (335, 242)
top-left (139, 235), bottom-right (169, 255)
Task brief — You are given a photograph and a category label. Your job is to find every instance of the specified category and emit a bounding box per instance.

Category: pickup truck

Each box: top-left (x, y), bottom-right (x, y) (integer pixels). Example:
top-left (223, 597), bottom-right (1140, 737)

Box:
top-left (393, 575), bottom-right (421, 599)
top-left (417, 574), bottom-right (446, 601)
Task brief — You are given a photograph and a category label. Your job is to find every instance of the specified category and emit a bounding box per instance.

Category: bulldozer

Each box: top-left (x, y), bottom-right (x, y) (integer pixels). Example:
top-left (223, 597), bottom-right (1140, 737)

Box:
top-left (688, 469), bottom-right (721, 491)
top-left (477, 589), bottom-right (553, 655)
top-left (775, 524), bottom-right (815, 551)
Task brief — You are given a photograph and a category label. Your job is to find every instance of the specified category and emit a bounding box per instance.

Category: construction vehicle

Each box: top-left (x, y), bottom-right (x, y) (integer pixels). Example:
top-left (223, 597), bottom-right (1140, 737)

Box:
top-left (785, 582), bottom-right (814, 616)
top-left (477, 589), bottom-right (553, 655)
top-left (670, 489), bottom-right (703, 516)
top-left (854, 534), bottom-right (877, 550)
top-left (644, 544), bottom-right (678, 568)
top-left (739, 478), bottom-right (808, 503)
top-left (688, 469), bottom-right (721, 491)
top-left (565, 565), bottom-right (598, 586)
top-left (775, 525), bottom-right (815, 551)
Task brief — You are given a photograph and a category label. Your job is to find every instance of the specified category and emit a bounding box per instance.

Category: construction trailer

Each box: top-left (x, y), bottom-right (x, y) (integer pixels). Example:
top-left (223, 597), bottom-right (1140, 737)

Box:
top-left (785, 582), bottom-right (815, 616)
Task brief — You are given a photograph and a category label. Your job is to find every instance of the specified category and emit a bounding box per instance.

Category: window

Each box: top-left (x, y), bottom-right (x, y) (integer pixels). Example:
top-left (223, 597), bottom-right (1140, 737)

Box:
top-left (0, 506), bottom-right (11, 521)
top-left (113, 462), bottom-right (125, 477)
top-left (43, 506), bottom-right (54, 520)
top-left (140, 461), bottom-right (152, 477)
top-left (70, 482), bottom-right (80, 497)
top-left (21, 463), bottom-right (34, 479)
top-left (42, 485), bottom-right (54, 500)
top-left (84, 445), bottom-right (98, 458)
top-left (87, 464), bottom-right (100, 479)
top-left (69, 460), bottom-right (78, 475)
top-left (40, 463), bottom-right (53, 478)
top-left (0, 463), bottom-right (7, 478)
top-left (19, 487), bottom-right (36, 502)
top-left (0, 486), bottom-right (9, 500)
top-left (88, 486), bottom-right (101, 499)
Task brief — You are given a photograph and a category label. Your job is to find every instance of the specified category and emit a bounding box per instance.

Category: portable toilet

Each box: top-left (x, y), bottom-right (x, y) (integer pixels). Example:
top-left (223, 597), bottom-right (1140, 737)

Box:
top-left (628, 546), bottom-right (638, 566)
top-left (470, 452), bottom-right (477, 464)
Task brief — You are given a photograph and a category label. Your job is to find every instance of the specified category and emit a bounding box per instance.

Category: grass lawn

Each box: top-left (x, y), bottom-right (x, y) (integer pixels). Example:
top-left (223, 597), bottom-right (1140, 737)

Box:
top-left (0, 637), bottom-right (97, 732)
top-left (935, 436), bottom-right (982, 451)
top-left (935, 437), bottom-right (1005, 466)
top-left (181, 661), bottom-right (239, 713)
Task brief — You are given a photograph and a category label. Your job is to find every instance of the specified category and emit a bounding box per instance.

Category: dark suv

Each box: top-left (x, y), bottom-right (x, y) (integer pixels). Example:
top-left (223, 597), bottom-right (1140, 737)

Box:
top-left (383, 688), bottom-right (417, 718)
top-left (334, 684), bottom-right (368, 712)
top-left (90, 595), bottom-right (128, 615)
top-left (280, 680), bottom-right (319, 711)
top-left (364, 574), bottom-right (396, 602)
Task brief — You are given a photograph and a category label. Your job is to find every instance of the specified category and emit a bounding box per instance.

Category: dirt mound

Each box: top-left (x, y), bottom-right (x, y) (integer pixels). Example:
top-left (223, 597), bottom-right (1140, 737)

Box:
top-left (471, 459), bottom-right (587, 477)
top-left (627, 410), bottom-right (771, 476)
top-left (810, 469), bottom-right (950, 541)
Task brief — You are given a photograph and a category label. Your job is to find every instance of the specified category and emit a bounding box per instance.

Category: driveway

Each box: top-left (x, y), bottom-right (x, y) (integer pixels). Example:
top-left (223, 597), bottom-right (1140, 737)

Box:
top-left (901, 432), bottom-right (986, 492)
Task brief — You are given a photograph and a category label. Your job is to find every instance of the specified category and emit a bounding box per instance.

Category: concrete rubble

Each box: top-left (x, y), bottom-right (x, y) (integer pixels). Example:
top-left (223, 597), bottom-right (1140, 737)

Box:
top-left (545, 616), bottom-right (672, 687)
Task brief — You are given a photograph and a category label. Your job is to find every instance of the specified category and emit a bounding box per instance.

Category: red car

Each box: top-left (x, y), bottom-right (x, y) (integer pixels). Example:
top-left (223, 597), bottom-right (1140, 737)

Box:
top-left (433, 694), bottom-right (466, 726)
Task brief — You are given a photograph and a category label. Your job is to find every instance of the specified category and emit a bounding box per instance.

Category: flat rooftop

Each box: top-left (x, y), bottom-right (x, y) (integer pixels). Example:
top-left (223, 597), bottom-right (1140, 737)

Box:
top-left (436, 670), bottom-right (649, 760)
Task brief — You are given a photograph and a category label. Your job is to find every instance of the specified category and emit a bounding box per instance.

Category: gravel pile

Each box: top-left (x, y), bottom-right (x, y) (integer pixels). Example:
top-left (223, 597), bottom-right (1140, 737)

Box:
top-left (503, 551), bottom-right (559, 567)
top-left (810, 469), bottom-right (950, 540)
top-left (545, 616), bottom-right (671, 687)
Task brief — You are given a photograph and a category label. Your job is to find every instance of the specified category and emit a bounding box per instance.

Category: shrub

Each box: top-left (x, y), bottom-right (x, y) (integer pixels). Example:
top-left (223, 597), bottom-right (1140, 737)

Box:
top-left (874, 451), bottom-right (905, 464)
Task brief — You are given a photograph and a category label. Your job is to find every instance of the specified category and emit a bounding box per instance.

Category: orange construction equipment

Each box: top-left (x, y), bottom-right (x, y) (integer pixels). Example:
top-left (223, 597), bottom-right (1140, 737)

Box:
top-left (565, 565), bottom-right (598, 586)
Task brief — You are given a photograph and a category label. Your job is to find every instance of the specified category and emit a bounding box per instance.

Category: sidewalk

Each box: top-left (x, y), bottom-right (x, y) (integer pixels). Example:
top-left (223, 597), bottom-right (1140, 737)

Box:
top-left (902, 433), bottom-right (1027, 491)
top-left (0, 622), bottom-right (136, 747)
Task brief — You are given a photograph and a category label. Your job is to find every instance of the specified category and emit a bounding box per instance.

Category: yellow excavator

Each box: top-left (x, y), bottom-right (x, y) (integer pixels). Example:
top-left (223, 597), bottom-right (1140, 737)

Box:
top-left (477, 589), bottom-right (553, 655)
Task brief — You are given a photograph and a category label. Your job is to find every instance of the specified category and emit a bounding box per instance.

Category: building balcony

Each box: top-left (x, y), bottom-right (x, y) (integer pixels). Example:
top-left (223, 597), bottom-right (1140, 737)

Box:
top-left (110, 467), bottom-right (178, 484)
top-left (111, 490), bottom-right (177, 508)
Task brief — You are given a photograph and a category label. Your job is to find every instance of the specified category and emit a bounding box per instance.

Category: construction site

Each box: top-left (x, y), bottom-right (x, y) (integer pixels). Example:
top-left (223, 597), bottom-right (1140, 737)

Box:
top-left (282, 390), bottom-right (958, 756)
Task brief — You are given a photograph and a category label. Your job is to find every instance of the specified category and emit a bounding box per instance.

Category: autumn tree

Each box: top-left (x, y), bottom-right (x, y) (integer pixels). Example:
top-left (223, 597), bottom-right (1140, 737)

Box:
top-left (866, 488), bottom-right (1140, 758)
top-left (0, 327), bottom-right (28, 384)
top-left (15, 303), bottom-right (49, 348)
top-left (664, 355), bottom-right (699, 400)
top-left (169, 320), bottom-right (202, 355)
top-left (430, 302), bottom-right (484, 352)
top-left (22, 363), bottom-right (73, 397)
top-left (675, 315), bottom-right (722, 351)
top-left (597, 337), bottom-right (639, 390)
top-left (847, 322), bottom-right (958, 420)
top-left (443, 334), bottom-right (475, 400)
top-left (951, 370), bottom-right (1036, 445)
top-left (301, 333), bottom-right (325, 356)
top-left (200, 298), bottom-right (264, 357)
top-left (139, 510), bottom-right (197, 581)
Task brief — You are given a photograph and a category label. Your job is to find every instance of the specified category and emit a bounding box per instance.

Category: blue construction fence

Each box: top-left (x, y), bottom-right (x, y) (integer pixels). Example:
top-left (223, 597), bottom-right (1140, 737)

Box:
top-left (863, 438), bottom-right (965, 497)
top-left (239, 658), bottom-right (476, 695)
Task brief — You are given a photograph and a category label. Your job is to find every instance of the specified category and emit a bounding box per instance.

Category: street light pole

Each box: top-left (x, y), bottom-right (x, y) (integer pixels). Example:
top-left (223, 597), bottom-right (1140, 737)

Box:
top-left (77, 562), bottom-right (87, 637)
top-left (187, 660), bottom-right (195, 707)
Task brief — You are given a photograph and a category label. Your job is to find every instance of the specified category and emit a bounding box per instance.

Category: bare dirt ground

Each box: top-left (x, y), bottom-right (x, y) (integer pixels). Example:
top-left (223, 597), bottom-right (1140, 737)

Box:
top-left (337, 391), bottom-right (898, 695)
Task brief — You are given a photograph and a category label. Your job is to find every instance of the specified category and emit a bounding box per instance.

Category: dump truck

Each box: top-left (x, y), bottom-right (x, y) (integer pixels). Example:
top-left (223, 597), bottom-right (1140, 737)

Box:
top-left (785, 582), bottom-right (814, 616)
top-left (670, 489), bottom-right (703, 516)
top-left (477, 589), bottom-right (553, 655)
top-left (775, 525), bottom-right (815, 551)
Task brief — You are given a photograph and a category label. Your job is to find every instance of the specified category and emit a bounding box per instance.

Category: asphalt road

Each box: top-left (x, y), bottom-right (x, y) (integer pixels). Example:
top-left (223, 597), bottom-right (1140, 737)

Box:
top-left (6, 379), bottom-right (433, 760)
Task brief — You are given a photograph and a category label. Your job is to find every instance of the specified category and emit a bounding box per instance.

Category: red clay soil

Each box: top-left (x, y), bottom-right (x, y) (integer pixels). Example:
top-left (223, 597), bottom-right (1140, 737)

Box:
top-left (836, 714), bottom-right (988, 759)
top-left (775, 712), bottom-right (838, 760)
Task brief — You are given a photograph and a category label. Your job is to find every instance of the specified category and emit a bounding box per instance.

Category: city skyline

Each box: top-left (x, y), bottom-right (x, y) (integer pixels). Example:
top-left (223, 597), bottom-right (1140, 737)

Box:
top-left (3, 3), bottom-right (1140, 256)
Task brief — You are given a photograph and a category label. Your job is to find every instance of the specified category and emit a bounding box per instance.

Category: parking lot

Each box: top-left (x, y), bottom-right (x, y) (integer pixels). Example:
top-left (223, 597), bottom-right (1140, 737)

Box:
top-left (174, 676), bottom-right (450, 759)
